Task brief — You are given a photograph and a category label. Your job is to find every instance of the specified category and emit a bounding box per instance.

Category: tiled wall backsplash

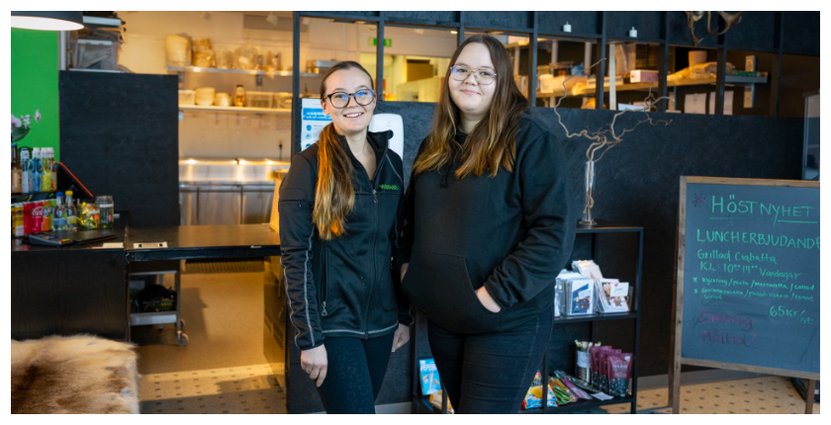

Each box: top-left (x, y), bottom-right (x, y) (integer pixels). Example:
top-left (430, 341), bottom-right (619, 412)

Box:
top-left (179, 112), bottom-right (292, 160)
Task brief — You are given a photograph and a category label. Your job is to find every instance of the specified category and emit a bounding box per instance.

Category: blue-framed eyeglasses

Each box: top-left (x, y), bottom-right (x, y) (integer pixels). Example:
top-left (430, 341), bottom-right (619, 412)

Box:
top-left (324, 89), bottom-right (376, 108)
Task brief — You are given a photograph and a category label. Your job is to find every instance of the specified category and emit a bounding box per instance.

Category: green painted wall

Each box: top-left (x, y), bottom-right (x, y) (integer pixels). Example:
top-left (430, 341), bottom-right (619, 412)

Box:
top-left (11, 29), bottom-right (61, 159)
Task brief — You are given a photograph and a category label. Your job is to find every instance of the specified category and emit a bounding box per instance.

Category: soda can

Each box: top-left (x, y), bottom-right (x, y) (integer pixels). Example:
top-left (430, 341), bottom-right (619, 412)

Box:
top-left (23, 201), bottom-right (42, 235)
top-left (41, 200), bottom-right (53, 232)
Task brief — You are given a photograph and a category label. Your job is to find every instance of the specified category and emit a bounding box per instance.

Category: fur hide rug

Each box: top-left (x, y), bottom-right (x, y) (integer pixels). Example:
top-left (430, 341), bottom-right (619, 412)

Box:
top-left (11, 335), bottom-right (139, 414)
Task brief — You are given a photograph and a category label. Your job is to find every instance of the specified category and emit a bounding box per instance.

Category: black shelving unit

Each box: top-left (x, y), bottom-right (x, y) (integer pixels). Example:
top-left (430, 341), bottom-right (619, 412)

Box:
top-left (412, 222), bottom-right (643, 414)
top-left (533, 223), bottom-right (644, 414)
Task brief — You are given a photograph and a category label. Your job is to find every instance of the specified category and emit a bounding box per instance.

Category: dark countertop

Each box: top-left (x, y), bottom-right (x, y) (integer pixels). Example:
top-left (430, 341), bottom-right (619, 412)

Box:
top-left (12, 224), bottom-right (281, 261)
top-left (125, 223), bottom-right (281, 261)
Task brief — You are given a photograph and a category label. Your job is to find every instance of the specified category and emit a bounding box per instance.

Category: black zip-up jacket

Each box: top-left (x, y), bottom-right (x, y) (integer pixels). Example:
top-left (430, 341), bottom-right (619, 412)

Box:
top-left (279, 130), bottom-right (411, 350)
top-left (400, 112), bottom-right (576, 334)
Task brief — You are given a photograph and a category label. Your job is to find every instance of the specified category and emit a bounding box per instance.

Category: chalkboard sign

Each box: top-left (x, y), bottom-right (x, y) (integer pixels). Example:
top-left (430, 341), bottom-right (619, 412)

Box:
top-left (672, 176), bottom-right (820, 381)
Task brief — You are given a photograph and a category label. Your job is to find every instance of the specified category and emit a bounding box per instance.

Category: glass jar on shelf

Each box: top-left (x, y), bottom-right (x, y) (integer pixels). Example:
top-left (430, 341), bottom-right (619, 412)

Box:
top-left (234, 84), bottom-right (246, 107)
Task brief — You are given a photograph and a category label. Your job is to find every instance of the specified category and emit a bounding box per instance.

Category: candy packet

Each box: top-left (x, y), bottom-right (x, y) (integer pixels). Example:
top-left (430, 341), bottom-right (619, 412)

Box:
top-left (522, 371), bottom-right (556, 410)
top-left (606, 353), bottom-right (633, 397)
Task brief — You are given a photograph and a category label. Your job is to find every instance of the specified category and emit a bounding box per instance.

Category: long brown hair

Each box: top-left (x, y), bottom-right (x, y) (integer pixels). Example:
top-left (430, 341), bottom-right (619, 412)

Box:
top-left (313, 61), bottom-right (374, 240)
top-left (413, 35), bottom-right (528, 178)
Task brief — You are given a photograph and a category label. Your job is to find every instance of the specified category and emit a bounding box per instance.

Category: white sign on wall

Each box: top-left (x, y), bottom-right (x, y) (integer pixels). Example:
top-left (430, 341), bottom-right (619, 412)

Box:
top-left (300, 99), bottom-right (404, 160)
top-left (300, 98), bottom-right (331, 151)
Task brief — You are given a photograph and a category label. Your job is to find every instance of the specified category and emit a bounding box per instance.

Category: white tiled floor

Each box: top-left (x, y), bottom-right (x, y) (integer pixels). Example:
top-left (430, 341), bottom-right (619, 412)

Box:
top-left (135, 264), bottom-right (819, 414)
top-left (139, 364), bottom-right (286, 414)
top-left (601, 375), bottom-right (819, 414)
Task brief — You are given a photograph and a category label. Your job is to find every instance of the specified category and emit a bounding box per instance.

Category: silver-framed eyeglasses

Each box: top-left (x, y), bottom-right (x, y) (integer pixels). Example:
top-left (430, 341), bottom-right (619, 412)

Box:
top-left (324, 89), bottom-right (376, 108)
top-left (449, 65), bottom-right (497, 85)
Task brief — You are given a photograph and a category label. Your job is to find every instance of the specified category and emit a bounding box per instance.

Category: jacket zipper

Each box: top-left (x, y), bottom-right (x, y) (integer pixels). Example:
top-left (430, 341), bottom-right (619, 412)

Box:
top-left (362, 149), bottom-right (385, 335)
top-left (320, 244), bottom-right (329, 317)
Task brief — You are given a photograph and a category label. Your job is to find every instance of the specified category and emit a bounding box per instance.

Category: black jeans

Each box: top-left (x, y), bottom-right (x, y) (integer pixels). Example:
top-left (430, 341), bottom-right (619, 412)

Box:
top-left (316, 333), bottom-right (394, 413)
top-left (427, 308), bottom-right (553, 413)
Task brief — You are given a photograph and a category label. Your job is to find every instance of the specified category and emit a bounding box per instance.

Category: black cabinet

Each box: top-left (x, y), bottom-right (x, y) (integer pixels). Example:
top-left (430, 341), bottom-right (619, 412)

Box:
top-left (11, 246), bottom-right (128, 341)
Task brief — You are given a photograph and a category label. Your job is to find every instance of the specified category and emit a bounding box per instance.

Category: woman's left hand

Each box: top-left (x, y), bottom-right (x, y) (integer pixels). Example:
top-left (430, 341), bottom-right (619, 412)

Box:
top-left (476, 286), bottom-right (502, 313)
top-left (391, 324), bottom-right (410, 352)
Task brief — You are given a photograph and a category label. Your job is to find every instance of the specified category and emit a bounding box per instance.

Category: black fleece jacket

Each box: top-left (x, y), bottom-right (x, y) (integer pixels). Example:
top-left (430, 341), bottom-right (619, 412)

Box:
top-left (400, 111), bottom-right (576, 334)
top-left (278, 130), bottom-right (411, 350)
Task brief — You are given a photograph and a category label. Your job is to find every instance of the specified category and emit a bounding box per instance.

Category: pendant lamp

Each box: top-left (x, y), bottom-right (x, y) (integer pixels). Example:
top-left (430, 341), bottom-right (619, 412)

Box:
top-left (11, 11), bottom-right (84, 31)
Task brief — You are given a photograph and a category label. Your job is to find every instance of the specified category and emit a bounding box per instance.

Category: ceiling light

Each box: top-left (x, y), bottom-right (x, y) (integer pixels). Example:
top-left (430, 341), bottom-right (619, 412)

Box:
top-left (11, 11), bottom-right (84, 31)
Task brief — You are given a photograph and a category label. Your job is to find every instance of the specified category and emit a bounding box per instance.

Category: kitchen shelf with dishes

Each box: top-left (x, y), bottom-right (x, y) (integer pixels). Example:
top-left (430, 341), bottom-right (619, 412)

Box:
top-left (172, 64), bottom-right (320, 114)
top-left (412, 224), bottom-right (644, 414)
top-left (167, 65), bottom-right (320, 79)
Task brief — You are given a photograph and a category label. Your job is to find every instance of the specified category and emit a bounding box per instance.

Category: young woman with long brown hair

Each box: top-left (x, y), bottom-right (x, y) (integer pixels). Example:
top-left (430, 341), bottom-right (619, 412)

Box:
top-left (400, 35), bottom-right (576, 413)
top-left (278, 61), bottom-right (410, 413)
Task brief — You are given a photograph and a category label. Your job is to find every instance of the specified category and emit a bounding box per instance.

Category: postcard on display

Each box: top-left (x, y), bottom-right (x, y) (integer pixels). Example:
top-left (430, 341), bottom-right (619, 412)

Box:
top-left (572, 259), bottom-right (604, 280)
top-left (566, 277), bottom-right (595, 316)
top-left (595, 279), bottom-right (630, 313)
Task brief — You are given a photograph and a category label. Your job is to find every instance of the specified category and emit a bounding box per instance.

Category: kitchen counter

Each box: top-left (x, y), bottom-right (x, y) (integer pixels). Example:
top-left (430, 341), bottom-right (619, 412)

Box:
top-left (11, 224), bottom-right (281, 340)
top-left (178, 159), bottom-right (289, 225)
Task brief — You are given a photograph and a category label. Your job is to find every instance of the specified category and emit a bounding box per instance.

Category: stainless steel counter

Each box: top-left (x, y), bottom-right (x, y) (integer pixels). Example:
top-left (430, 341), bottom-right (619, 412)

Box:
top-left (179, 159), bottom-right (288, 225)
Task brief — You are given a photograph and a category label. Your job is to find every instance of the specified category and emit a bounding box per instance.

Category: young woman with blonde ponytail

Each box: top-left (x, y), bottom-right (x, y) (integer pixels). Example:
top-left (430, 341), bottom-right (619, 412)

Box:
top-left (278, 61), bottom-right (410, 413)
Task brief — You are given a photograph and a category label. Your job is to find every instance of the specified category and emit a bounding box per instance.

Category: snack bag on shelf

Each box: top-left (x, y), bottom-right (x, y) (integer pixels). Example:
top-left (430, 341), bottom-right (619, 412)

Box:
top-left (418, 358), bottom-right (442, 396)
top-left (522, 371), bottom-right (556, 410)
top-left (428, 391), bottom-right (454, 414)
top-left (549, 377), bottom-right (577, 406)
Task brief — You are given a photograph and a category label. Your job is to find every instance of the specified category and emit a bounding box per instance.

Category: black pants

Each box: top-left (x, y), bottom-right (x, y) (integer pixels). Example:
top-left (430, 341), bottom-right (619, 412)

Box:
top-left (427, 309), bottom-right (553, 413)
top-left (316, 333), bottom-right (394, 413)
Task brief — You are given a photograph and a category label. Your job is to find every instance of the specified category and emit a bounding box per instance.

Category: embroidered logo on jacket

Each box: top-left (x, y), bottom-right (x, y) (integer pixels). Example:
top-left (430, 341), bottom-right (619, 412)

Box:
top-left (379, 184), bottom-right (400, 192)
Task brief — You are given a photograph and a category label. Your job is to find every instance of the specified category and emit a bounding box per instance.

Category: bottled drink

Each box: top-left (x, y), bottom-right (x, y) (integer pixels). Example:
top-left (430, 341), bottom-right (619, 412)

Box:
top-left (47, 148), bottom-right (57, 191)
top-left (11, 145), bottom-right (22, 193)
top-left (96, 195), bottom-right (114, 229)
top-left (12, 203), bottom-right (25, 238)
top-left (31, 148), bottom-right (41, 193)
top-left (51, 152), bottom-right (58, 192)
top-left (65, 190), bottom-right (78, 231)
top-left (41, 199), bottom-right (53, 232)
top-left (234, 84), bottom-right (246, 107)
top-left (41, 148), bottom-right (52, 193)
top-left (20, 148), bottom-right (30, 194)
top-left (53, 192), bottom-right (67, 231)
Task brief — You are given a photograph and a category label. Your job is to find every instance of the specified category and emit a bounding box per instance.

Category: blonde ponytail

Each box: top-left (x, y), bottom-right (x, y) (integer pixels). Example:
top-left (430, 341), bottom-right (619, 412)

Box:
top-left (313, 124), bottom-right (355, 240)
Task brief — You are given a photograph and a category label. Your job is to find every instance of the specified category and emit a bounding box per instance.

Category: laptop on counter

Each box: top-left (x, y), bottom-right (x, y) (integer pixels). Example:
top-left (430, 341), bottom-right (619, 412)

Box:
top-left (28, 229), bottom-right (117, 247)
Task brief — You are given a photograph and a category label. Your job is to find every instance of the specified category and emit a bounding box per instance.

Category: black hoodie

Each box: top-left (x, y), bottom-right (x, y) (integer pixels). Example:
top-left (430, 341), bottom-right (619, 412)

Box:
top-left (279, 130), bottom-right (411, 350)
top-left (400, 112), bottom-right (576, 334)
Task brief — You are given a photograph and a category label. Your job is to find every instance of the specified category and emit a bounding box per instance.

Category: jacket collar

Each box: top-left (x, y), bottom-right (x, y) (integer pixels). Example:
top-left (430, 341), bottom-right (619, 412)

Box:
top-left (334, 129), bottom-right (392, 157)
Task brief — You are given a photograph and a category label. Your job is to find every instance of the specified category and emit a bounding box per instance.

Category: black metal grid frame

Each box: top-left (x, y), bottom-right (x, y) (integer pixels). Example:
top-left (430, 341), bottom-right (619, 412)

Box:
top-left (290, 11), bottom-right (815, 154)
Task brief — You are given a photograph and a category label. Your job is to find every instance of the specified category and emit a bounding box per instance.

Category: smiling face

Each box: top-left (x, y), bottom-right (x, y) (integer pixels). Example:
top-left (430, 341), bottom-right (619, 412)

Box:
top-left (448, 42), bottom-right (496, 124)
top-left (321, 67), bottom-right (376, 137)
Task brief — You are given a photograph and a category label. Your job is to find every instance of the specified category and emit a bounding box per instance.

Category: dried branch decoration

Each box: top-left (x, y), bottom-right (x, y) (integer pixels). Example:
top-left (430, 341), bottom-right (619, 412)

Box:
top-left (551, 60), bottom-right (672, 224)
top-left (552, 60), bottom-right (672, 163)
top-left (686, 11), bottom-right (743, 46)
